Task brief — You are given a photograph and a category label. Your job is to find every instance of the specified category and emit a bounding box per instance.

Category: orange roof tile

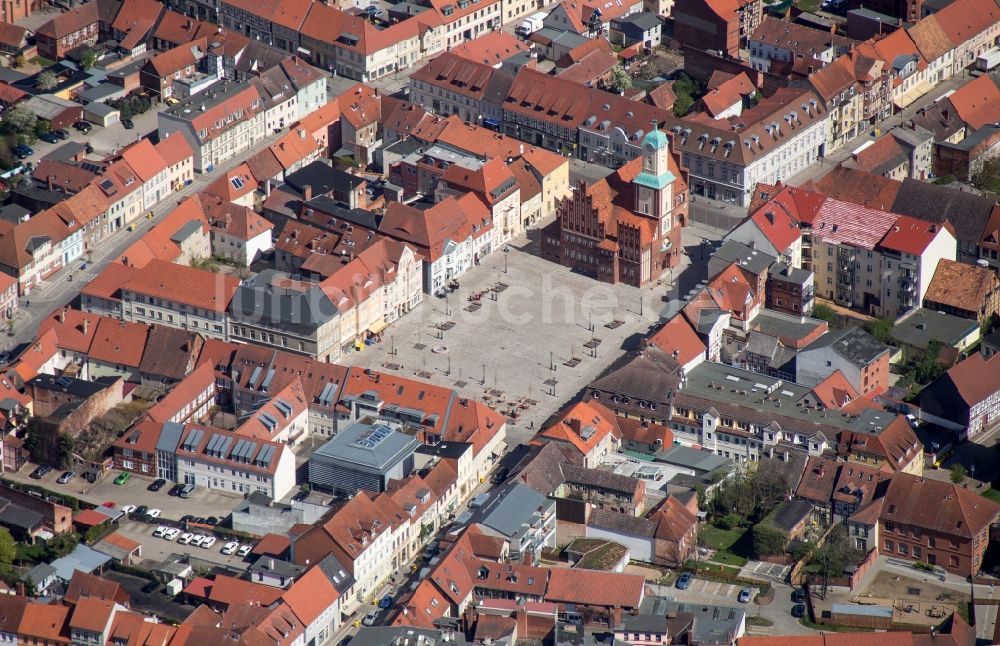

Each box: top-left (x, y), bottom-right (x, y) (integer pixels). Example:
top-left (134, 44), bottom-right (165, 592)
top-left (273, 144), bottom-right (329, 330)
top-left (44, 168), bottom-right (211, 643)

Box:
top-left (207, 575), bottom-right (283, 609)
top-left (544, 568), bottom-right (644, 608)
top-left (540, 400), bottom-right (620, 458)
top-left (946, 74), bottom-right (1000, 129)
top-left (69, 597), bottom-right (116, 633)
top-left (122, 259), bottom-right (240, 313)
top-left (18, 603), bottom-right (70, 643)
top-left (645, 315), bottom-right (706, 366)
top-left (450, 31), bottom-right (528, 65)
top-left (878, 215), bottom-right (950, 255)
top-left (156, 131), bottom-right (195, 167)
top-left (281, 566), bottom-right (339, 627)
top-left (88, 317), bottom-right (149, 368)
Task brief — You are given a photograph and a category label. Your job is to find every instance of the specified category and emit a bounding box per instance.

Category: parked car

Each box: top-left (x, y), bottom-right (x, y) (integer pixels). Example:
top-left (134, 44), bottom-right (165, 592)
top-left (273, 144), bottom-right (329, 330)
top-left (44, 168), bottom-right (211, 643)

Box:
top-left (74, 120), bottom-right (92, 133)
top-left (30, 465), bottom-right (51, 479)
top-left (52, 128), bottom-right (69, 140)
top-left (675, 573), bottom-right (693, 589)
top-left (178, 532), bottom-right (194, 545)
top-left (738, 588), bottom-right (753, 603)
top-left (205, 516), bottom-right (219, 526)
top-left (121, 504), bottom-right (136, 514)
top-left (114, 472), bottom-right (130, 485)
top-left (39, 132), bottom-right (59, 144)
top-left (135, 505), bottom-right (148, 517)
top-left (122, 118), bottom-right (134, 129)
top-left (147, 508), bottom-right (162, 519)
top-left (57, 470), bottom-right (75, 484)
top-left (791, 589), bottom-right (806, 604)
top-left (221, 541), bottom-right (239, 555)
top-left (13, 144), bottom-right (33, 159)
top-left (362, 610), bottom-right (379, 627)
top-left (190, 535), bottom-right (206, 547)
top-left (163, 528), bottom-right (181, 541)
top-left (148, 478), bottom-right (167, 492)
top-left (201, 536), bottom-right (217, 549)
top-left (83, 471), bottom-right (98, 483)
top-left (237, 544), bottom-right (252, 558)
top-left (792, 604), bottom-right (807, 618)
top-left (378, 594), bottom-right (393, 609)
top-left (168, 484), bottom-right (184, 496)
top-left (153, 526), bottom-right (168, 537)
top-left (179, 483), bottom-right (196, 498)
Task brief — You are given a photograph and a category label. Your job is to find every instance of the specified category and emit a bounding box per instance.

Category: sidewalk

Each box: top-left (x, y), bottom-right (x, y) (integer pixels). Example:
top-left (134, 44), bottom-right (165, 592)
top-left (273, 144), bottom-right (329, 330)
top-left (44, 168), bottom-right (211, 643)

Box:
top-left (788, 73), bottom-right (972, 188)
top-left (2, 129), bottom-right (287, 353)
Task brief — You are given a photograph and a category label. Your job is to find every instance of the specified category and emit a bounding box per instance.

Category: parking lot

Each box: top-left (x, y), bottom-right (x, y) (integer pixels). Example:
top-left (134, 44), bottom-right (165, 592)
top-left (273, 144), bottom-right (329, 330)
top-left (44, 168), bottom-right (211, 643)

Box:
top-left (338, 225), bottom-right (695, 443)
top-left (5, 464), bottom-right (244, 522)
top-left (113, 519), bottom-right (252, 572)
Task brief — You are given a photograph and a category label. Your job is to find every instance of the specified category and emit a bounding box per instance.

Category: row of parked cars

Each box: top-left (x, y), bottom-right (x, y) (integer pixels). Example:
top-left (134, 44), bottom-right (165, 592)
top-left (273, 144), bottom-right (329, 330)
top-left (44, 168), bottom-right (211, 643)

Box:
top-left (151, 525), bottom-right (251, 557)
top-left (674, 573), bottom-right (808, 617)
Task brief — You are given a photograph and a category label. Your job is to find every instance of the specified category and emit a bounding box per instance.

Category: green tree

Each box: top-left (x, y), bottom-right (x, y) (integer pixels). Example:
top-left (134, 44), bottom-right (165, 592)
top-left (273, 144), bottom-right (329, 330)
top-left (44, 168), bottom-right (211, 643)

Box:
top-left (35, 71), bottom-right (57, 92)
top-left (2, 106), bottom-right (36, 135)
top-left (57, 434), bottom-right (74, 469)
top-left (950, 463), bottom-right (967, 484)
top-left (11, 54), bottom-right (24, 69)
top-left (864, 317), bottom-right (894, 345)
top-left (752, 523), bottom-right (788, 557)
top-left (80, 50), bottom-right (97, 70)
top-left (607, 65), bottom-right (632, 94)
top-left (810, 523), bottom-right (865, 597)
top-left (0, 528), bottom-right (15, 566)
top-left (812, 303), bottom-right (838, 326)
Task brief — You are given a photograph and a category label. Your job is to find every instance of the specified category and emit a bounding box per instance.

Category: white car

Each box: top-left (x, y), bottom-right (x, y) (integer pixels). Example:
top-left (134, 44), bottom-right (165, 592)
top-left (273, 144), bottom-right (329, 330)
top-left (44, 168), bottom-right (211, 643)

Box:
top-left (221, 541), bottom-right (239, 555)
top-left (147, 508), bottom-right (162, 519)
top-left (178, 532), bottom-right (193, 545)
top-left (121, 504), bottom-right (136, 514)
top-left (201, 536), bottom-right (217, 549)
top-left (153, 526), bottom-right (167, 537)
top-left (190, 535), bottom-right (206, 547)
top-left (163, 528), bottom-right (181, 541)
top-left (237, 544), bottom-right (252, 558)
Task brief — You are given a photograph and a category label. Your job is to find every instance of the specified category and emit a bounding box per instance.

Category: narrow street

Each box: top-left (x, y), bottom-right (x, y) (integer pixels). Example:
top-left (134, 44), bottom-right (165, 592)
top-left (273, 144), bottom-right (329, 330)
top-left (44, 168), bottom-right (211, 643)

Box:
top-left (3, 130), bottom-right (287, 354)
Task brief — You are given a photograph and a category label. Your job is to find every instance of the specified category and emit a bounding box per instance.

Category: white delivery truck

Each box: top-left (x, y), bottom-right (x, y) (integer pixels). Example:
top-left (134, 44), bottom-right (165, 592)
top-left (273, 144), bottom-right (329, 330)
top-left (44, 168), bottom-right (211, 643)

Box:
top-left (516, 12), bottom-right (546, 37)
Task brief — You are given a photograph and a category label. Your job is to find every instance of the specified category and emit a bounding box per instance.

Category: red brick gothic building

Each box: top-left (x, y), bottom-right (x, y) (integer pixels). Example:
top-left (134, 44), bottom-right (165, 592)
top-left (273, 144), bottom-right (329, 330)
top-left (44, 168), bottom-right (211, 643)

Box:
top-left (541, 127), bottom-right (688, 286)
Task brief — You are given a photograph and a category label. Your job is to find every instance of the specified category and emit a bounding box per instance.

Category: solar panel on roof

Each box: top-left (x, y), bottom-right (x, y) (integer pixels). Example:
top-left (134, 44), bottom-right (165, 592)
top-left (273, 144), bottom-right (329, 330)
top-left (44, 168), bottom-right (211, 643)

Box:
top-left (353, 424), bottom-right (394, 449)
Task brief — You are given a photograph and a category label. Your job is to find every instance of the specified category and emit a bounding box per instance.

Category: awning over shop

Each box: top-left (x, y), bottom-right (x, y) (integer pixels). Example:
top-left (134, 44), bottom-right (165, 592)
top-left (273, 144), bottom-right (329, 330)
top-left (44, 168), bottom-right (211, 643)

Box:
top-left (368, 319), bottom-right (388, 335)
top-left (893, 80), bottom-right (934, 109)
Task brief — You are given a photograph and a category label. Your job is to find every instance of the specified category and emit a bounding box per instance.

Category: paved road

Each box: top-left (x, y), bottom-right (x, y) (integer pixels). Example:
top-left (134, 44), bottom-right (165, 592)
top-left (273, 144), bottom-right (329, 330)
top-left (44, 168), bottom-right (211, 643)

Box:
top-left (788, 72), bottom-right (972, 188)
top-left (2, 129), bottom-right (286, 354)
top-left (648, 579), bottom-right (814, 637)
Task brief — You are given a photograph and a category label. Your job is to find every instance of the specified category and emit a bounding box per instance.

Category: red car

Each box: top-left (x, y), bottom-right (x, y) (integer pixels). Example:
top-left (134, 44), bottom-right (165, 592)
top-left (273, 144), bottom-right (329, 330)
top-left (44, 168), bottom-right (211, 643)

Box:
top-left (101, 501), bottom-right (115, 508)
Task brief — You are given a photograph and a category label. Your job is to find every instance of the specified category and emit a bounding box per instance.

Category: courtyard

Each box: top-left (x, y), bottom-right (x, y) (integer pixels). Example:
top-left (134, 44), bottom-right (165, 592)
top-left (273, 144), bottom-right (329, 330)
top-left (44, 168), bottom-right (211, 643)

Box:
top-left (338, 225), bottom-right (700, 444)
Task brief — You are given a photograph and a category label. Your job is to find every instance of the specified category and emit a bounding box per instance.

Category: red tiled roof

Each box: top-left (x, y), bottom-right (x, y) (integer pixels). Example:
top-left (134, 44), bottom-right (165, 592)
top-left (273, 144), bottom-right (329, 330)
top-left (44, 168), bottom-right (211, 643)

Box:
top-left (924, 258), bottom-right (1000, 313)
top-left (645, 315), bottom-right (706, 366)
top-left (702, 72), bottom-right (755, 117)
top-left (545, 568), bottom-right (644, 608)
top-left (74, 508), bottom-right (110, 527)
top-left (932, 0), bottom-right (1000, 48)
top-left (940, 352), bottom-right (1000, 408)
top-left (88, 317), bottom-right (148, 368)
top-left (122, 259), bottom-right (240, 313)
top-left (878, 215), bottom-right (951, 256)
top-left (946, 74), bottom-right (1000, 129)
top-left (810, 370), bottom-right (859, 409)
top-left (450, 31), bottom-right (528, 66)
top-left (281, 566), bottom-right (339, 627)
top-left (808, 166), bottom-right (902, 210)
top-left (881, 472), bottom-right (1000, 539)
top-left (251, 533), bottom-right (291, 557)
top-left (18, 604), bottom-right (69, 643)
top-left (69, 597), bottom-right (115, 633)
top-left (540, 400), bottom-right (621, 458)
top-left (207, 575), bottom-right (283, 609)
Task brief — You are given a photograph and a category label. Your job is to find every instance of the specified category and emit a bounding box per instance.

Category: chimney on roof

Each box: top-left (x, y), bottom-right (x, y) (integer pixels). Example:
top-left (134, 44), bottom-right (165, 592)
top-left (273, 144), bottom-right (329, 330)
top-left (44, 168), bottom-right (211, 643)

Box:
top-left (47, 176), bottom-right (54, 191)
top-left (59, 307), bottom-right (66, 323)
top-left (303, 184), bottom-right (312, 201)
top-left (82, 318), bottom-right (89, 335)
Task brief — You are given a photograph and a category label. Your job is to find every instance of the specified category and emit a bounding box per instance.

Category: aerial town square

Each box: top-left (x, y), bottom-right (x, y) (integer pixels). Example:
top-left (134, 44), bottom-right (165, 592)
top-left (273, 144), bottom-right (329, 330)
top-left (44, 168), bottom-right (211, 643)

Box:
top-left (0, 0), bottom-right (997, 642)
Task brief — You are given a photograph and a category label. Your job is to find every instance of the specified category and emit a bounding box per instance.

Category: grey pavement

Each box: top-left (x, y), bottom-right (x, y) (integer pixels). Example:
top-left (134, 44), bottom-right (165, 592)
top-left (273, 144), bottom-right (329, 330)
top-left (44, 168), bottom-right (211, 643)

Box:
top-left (3, 128), bottom-right (286, 353)
top-left (648, 578), bottom-right (814, 637)
top-left (788, 72), bottom-right (973, 188)
top-left (335, 219), bottom-right (695, 446)
top-left (2, 464), bottom-right (244, 521)
top-left (114, 518), bottom-right (251, 571)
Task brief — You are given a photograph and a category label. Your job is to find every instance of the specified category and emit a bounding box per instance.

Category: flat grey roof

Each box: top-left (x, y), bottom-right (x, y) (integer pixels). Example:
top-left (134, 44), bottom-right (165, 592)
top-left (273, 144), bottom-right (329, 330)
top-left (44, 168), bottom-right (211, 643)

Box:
top-left (712, 239), bottom-right (775, 275)
top-left (469, 483), bottom-right (551, 540)
top-left (892, 307), bottom-right (979, 350)
top-left (802, 326), bottom-right (889, 367)
top-left (312, 421), bottom-right (420, 471)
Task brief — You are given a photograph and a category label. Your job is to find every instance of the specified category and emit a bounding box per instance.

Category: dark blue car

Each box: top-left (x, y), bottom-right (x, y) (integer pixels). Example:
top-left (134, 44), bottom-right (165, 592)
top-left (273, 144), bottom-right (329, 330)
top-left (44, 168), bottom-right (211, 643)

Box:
top-left (676, 573), bottom-right (693, 589)
top-left (378, 594), bottom-right (393, 609)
